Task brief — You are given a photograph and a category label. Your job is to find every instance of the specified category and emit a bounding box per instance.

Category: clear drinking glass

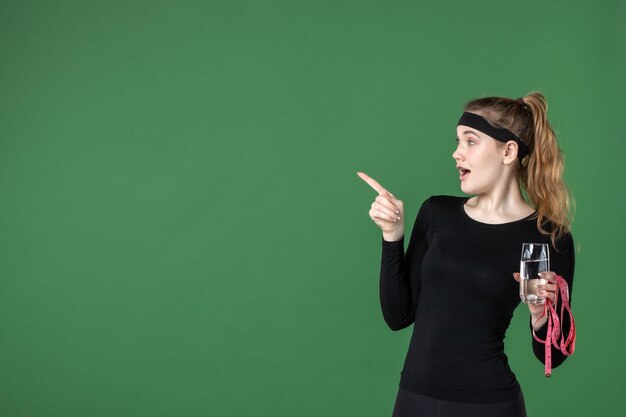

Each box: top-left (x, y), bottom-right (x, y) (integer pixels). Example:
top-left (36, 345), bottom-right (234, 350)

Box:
top-left (520, 243), bottom-right (550, 304)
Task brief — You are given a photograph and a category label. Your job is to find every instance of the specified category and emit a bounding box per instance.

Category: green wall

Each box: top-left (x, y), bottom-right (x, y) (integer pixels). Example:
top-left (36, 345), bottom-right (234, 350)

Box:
top-left (1, 1), bottom-right (624, 416)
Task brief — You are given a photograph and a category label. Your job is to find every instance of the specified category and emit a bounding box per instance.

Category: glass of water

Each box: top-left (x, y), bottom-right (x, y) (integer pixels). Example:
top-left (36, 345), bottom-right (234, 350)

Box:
top-left (520, 243), bottom-right (550, 304)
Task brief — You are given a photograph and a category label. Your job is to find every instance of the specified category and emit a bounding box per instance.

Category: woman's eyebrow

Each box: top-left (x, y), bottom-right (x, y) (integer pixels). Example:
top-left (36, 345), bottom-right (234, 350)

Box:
top-left (457, 130), bottom-right (480, 139)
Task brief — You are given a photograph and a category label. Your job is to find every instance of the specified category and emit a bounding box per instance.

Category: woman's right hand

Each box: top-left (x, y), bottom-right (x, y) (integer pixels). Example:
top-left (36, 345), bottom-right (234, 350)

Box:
top-left (357, 171), bottom-right (405, 242)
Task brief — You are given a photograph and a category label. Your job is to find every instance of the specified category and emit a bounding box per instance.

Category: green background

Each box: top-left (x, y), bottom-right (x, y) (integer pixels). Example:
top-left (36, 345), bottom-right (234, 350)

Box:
top-left (1, 1), bottom-right (624, 416)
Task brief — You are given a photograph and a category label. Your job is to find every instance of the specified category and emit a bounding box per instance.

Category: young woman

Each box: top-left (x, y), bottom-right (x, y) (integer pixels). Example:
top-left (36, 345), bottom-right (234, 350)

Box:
top-left (357, 92), bottom-right (575, 417)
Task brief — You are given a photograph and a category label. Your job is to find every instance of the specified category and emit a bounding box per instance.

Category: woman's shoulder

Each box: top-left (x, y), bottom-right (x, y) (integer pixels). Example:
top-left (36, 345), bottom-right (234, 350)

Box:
top-left (535, 216), bottom-right (574, 238)
top-left (532, 217), bottom-right (575, 253)
top-left (415, 195), bottom-right (465, 220)
top-left (421, 194), bottom-right (466, 208)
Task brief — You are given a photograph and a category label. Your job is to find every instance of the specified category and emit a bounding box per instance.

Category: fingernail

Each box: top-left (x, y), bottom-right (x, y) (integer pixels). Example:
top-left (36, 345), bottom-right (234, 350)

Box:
top-left (395, 210), bottom-right (399, 214)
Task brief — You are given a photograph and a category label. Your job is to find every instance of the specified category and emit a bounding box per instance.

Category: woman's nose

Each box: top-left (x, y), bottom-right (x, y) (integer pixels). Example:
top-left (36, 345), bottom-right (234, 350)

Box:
top-left (452, 147), bottom-right (463, 161)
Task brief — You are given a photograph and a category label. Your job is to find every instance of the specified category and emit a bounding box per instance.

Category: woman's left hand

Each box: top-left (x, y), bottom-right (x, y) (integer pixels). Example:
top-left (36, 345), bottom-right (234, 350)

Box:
top-left (513, 271), bottom-right (558, 317)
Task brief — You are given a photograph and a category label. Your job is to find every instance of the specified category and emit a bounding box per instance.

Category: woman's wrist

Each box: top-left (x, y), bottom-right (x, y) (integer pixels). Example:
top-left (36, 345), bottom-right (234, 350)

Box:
top-left (531, 312), bottom-right (548, 330)
top-left (382, 232), bottom-right (403, 242)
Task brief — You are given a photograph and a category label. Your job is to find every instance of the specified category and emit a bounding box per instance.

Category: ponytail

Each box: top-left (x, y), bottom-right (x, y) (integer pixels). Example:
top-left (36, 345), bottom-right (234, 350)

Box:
top-left (464, 92), bottom-right (573, 248)
top-left (520, 93), bottom-right (572, 247)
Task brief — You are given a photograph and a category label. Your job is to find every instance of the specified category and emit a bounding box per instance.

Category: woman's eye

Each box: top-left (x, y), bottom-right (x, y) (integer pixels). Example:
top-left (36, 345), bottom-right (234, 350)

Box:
top-left (468, 140), bottom-right (476, 145)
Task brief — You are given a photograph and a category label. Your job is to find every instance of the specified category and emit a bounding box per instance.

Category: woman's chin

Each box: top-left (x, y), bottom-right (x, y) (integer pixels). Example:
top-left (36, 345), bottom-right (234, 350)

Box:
top-left (460, 183), bottom-right (472, 194)
top-left (460, 184), bottom-right (481, 195)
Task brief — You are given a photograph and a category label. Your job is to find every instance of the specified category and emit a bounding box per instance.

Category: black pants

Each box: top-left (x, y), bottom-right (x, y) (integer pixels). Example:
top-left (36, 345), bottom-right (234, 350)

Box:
top-left (391, 386), bottom-right (528, 417)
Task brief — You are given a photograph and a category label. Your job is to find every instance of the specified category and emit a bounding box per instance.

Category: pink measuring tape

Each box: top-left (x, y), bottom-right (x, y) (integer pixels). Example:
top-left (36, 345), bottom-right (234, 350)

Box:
top-left (532, 274), bottom-right (576, 377)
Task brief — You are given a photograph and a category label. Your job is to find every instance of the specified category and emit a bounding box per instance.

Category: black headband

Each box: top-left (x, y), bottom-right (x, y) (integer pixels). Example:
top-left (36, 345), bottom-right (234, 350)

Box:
top-left (457, 112), bottom-right (529, 160)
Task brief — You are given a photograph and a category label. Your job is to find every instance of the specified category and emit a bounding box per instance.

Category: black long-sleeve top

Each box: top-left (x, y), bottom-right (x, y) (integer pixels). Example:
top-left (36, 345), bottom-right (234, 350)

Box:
top-left (380, 195), bottom-right (575, 403)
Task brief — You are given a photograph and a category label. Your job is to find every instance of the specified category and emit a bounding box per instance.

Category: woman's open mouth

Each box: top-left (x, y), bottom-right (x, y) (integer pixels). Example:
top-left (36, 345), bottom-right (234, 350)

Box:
top-left (459, 168), bottom-right (471, 179)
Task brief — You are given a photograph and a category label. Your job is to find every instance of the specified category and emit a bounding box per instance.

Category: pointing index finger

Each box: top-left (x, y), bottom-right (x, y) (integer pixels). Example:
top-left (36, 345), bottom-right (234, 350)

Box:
top-left (357, 171), bottom-right (387, 195)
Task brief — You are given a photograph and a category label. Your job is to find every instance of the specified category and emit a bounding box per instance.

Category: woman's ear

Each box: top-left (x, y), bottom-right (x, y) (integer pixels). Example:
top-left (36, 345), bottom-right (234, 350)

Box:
top-left (503, 141), bottom-right (519, 165)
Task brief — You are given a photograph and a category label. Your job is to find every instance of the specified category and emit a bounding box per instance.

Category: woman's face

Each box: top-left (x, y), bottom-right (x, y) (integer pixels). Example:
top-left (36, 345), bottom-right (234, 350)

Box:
top-left (452, 124), bottom-right (507, 195)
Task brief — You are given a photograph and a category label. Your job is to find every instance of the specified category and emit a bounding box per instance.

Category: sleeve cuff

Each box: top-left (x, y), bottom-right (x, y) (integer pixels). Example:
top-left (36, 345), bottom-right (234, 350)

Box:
top-left (382, 235), bottom-right (404, 247)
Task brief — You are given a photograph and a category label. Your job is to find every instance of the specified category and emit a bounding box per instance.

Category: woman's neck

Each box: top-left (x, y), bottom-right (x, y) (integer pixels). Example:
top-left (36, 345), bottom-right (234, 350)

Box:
top-left (465, 177), bottom-right (535, 222)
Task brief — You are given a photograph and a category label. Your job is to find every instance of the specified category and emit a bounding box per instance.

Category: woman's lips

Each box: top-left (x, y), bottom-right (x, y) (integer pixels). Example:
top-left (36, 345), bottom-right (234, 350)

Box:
top-left (459, 168), bottom-right (471, 179)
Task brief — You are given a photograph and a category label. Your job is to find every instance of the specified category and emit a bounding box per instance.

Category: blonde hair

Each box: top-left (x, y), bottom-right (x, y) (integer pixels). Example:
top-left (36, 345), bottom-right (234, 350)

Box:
top-left (464, 92), bottom-right (573, 248)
